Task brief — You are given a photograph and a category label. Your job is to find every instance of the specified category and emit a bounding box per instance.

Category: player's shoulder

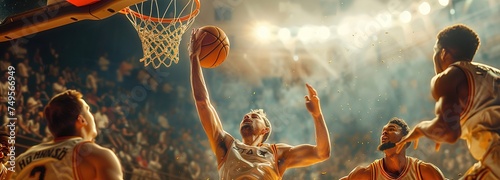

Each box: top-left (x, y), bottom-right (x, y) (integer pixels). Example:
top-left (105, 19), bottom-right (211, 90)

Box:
top-left (342, 164), bottom-right (371, 180)
top-left (271, 143), bottom-right (295, 153)
top-left (351, 165), bottom-right (371, 175)
top-left (418, 161), bottom-right (445, 180)
top-left (431, 65), bottom-right (467, 95)
top-left (75, 142), bottom-right (123, 180)
top-left (273, 143), bottom-right (292, 148)
top-left (433, 65), bottom-right (466, 83)
top-left (77, 142), bottom-right (117, 160)
top-left (16, 142), bottom-right (47, 158)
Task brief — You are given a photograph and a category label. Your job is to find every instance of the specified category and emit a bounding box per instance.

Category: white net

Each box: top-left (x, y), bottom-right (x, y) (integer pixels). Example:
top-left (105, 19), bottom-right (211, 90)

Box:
top-left (124, 0), bottom-right (199, 69)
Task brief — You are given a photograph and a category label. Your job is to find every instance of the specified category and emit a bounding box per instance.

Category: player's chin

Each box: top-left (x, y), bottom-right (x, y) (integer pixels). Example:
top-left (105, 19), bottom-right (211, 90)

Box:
top-left (378, 142), bottom-right (396, 151)
top-left (240, 125), bottom-right (253, 135)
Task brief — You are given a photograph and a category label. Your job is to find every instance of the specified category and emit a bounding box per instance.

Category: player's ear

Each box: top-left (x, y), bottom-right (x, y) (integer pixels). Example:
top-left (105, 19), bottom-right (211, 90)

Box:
top-left (76, 115), bottom-right (87, 127)
top-left (261, 127), bottom-right (270, 135)
top-left (440, 48), bottom-right (447, 60)
top-left (441, 48), bottom-right (455, 62)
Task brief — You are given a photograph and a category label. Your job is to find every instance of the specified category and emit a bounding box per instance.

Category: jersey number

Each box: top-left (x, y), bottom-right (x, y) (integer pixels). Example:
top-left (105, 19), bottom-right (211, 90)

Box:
top-left (29, 165), bottom-right (46, 180)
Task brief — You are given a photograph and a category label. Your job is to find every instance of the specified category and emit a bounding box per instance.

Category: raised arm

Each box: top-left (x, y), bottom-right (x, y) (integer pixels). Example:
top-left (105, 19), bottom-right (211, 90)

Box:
top-left (396, 66), bottom-right (465, 153)
top-left (277, 84), bottom-right (331, 171)
top-left (188, 29), bottom-right (229, 160)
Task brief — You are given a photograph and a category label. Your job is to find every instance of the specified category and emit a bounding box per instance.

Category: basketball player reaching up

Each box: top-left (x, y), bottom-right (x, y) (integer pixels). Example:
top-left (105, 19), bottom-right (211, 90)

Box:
top-left (341, 118), bottom-right (445, 180)
top-left (14, 90), bottom-right (123, 180)
top-left (396, 24), bottom-right (500, 179)
top-left (188, 28), bottom-right (331, 179)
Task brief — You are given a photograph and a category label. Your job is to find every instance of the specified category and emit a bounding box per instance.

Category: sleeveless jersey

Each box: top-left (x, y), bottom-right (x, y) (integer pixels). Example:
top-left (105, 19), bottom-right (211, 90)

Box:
top-left (218, 139), bottom-right (280, 180)
top-left (370, 156), bottom-right (423, 180)
top-left (451, 61), bottom-right (500, 161)
top-left (15, 137), bottom-right (86, 180)
top-left (0, 164), bottom-right (8, 180)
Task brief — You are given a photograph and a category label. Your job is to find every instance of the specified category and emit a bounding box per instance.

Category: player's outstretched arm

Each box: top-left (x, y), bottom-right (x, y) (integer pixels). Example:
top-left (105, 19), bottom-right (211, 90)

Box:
top-left (420, 162), bottom-right (446, 180)
top-left (80, 143), bottom-right (123, 180)
top-left (339, 166), bottom-right (371, 180)
top-left (188, 28), bottom-right (228, 159)
top-left (277, 84), bottom-right (331, 170)
top-left (4, 167), bottom-right (13, 180)
top-left (396, 67), bottom-right (465, 153)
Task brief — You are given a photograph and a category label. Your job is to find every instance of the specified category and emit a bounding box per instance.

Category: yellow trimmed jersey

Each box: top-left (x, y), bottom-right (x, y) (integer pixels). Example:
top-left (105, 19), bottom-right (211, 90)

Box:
top-left (370, 156), bottom-right (424, 180)
top-left (218, 139), bottom-right (280, 180)
top-left (14, 137), bottom-right (88, 180)
top-left (451, 61), bottom-right (500, 178)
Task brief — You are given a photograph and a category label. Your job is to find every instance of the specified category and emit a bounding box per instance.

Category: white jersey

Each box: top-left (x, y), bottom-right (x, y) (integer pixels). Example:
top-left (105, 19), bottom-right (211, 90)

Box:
top-left (451, 61), bottom-right (500, 179)
top-left (451, 61), bottom-right (500, 160)
top-left (15, 137), bottom-right (87, 180)
top-left (370, 157), bottom-right (424, 180)
top-left (218, 139), bottom-right (280, 180)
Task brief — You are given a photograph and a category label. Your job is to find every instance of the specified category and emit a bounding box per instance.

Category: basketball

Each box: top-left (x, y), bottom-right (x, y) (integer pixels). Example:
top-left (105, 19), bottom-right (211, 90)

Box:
top-left (196, 26), bottom-right (230, 68)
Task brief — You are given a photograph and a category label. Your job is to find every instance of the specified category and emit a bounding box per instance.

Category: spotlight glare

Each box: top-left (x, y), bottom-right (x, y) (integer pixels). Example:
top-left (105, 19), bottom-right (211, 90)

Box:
top-left (278, 28), bottom-right (291, 42)
top-left (450, 9), bottom-right (455, 15)
top-left (254, 25), bottom-right (271, 42)
top-left (298, 26), bottom-right (313, 43)
top-left (399, 11), bottom-right (412, 23)
top-left (317, 26), bottom-right (331, 41)
top-left (439, 0), bottom-right (449, 6)
top-left (337, 24), bottom-right (350, 36)
top-left (419, 2), bottom-right (431, 15)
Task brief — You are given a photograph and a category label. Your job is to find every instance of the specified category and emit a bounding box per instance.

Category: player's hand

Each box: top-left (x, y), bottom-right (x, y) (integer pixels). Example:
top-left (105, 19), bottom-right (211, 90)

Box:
top-left (305, 83), bottom-right (321, 117)
top-left (395, 128), bottom-right (423, 154)
top-left (188, 28), bottom-right (207, 60)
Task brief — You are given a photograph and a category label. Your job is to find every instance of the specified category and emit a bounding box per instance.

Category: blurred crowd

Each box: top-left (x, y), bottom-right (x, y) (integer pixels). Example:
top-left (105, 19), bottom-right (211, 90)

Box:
top-left (0, 42), bottom-right (217, 179)
top-left (0, 41), bottom-right (477, 179)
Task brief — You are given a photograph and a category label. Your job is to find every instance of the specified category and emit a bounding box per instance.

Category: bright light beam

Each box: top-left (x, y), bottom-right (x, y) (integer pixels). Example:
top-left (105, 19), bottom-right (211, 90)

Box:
top-left (399, 11), bottom-right (412, 23)
top-left (419, 2), bottom-right (431, 15)
top-left (439, 0), bottom-right (449, 6)
top-left (254, 25), bottom-right (272, 42)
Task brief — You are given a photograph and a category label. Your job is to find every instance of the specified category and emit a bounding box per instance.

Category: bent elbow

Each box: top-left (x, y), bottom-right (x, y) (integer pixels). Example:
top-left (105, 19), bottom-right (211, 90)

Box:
top-left (445, 134), bottom-right (460, 144)
top-left (317, 149), bottom-right (331, 161)
top-left (444, 129), bottom-right (461, 143)
top-left (321, 152), bottom-right (331, 161)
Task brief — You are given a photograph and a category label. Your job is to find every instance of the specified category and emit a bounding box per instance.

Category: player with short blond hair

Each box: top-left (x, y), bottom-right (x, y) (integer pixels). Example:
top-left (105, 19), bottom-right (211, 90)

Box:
top-left (188, 28), bottom-right (331, 179)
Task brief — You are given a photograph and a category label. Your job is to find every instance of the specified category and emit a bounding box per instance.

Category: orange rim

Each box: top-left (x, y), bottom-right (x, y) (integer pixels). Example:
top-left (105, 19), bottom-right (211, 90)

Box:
top-left (120, 0), bottom-right (200, 23)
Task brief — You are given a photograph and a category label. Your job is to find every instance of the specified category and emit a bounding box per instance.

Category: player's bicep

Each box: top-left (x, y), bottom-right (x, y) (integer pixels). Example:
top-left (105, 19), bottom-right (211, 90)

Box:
top-left (277, 144), bottom-right (325, 169)
top-left (195, 101), bottom-right (225, 135)
top-left (431, 67), bottom-right (465, 140)
top-left (432, 66), bottom-right (466, 114)
top-left (434, 95), bottom-right (461, 132)
top-left (194, 101), bottom-right (228, 153)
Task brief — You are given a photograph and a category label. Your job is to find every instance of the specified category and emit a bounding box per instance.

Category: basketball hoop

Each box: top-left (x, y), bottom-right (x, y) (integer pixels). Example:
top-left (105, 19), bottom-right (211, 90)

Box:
top-left (121, 0), bottom-right (200, 69)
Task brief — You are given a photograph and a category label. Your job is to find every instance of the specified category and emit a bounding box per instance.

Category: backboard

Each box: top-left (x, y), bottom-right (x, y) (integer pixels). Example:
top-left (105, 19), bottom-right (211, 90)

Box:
top-left (0, 0), bottom-right (200, 69)
top-left (0, 0), bottom-right (144, 42)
